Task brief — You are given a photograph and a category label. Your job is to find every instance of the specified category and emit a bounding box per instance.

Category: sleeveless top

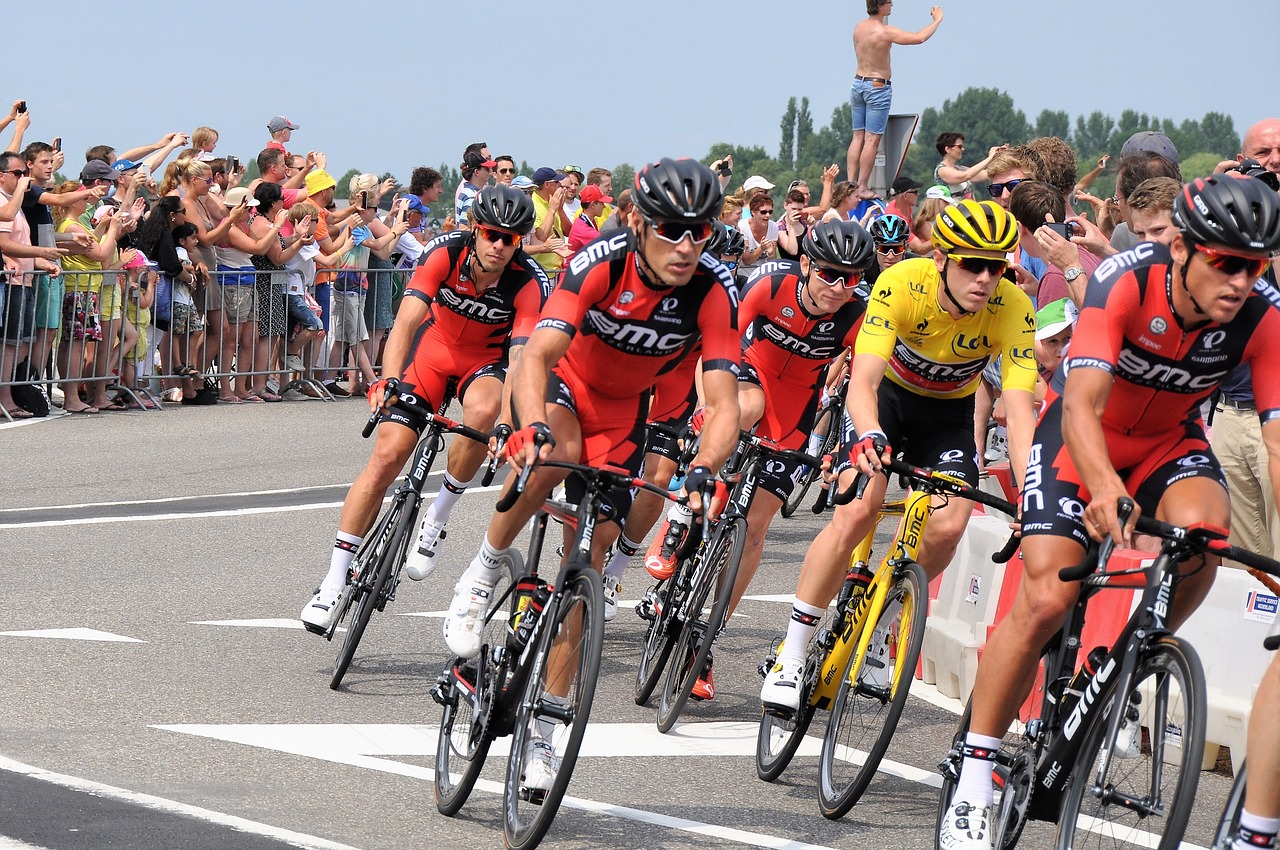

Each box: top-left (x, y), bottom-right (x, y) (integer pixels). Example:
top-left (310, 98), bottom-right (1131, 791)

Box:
top-left (57, 218), bottom-right (102, 292)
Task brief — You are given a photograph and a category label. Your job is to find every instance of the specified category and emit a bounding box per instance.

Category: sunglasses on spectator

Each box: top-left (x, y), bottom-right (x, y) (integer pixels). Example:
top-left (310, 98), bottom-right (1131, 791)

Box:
top-left (987, 179), bottom-right (1024, 197)
top-left (649, 219), bottom-right (714, 245)
top-left (876, 243), bottom-right (905, 255)
top-left (497, 167), bottom-right (515, 174)
top-left (813, 266), bottom-right (864, 289)
top-left (1191, 242), bottom-right (1272, 279)
top-left (202, 176), bottom-right (214, 185)
top-left (477, 226), bottom-right (522, 247)
top-left (953, 256), bottom-right (1009, 276)
top-left (4, 169), bottom-right (28, 177)
top-left (520, 188), bottom-right (535, 196)
top-left (756, 208), bottom-right (774, 217)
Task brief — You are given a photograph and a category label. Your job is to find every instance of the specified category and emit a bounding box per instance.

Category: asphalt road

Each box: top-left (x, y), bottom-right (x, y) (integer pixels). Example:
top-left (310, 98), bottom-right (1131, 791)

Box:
top-left (0, 401), bottom-right (1240, 849)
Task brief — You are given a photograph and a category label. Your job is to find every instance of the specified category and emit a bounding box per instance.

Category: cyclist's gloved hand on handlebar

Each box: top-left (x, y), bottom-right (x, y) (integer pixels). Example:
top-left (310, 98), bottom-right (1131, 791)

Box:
top-left (850, 429), bottom-right (890, 476)
top-left (488, 423), bottom-right (513, 459)
top-left (689, 407), bottom-right (706, 436)
top-left (367, 377), bottom-right (400, 412)
top-left (504, 422), bottom-right (555, 472)
top-left (682, 464), bottom-right (727, 519)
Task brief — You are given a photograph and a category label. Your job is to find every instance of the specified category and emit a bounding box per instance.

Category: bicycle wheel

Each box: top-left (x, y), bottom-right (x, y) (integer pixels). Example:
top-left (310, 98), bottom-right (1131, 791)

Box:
top-left (634, 578), bottom-right (682, 706)
top-left (435, 657), bottom-right (495, 816)
top-left (1212, 762), bottom-right (1246, 850)
top-left (503, 567), bottom-right (604, 850)
top-left (756, 687), bottom-right (817, 782)
top-left (781, 408), bottom-right (838, 518)
top-left (655, 515), bottom-right (746, 733)
top-left (1055, 636), bottom-right (1206, 850)
top-left (819, 559), bottom-right (928, 819)
top-left (330, 495), bottom-right (413, 690)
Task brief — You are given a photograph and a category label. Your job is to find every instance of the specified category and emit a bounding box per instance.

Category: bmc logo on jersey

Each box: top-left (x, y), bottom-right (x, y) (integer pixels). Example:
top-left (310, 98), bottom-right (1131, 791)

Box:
top-left (436, 286), bottom-right (512, 324)
top-left (1116, 348), bottom-right (1228, 393)
top-left (1094, 242), bottom-right (1157, 281)
top-left (568, 231), bottom-right (630, 275)
top-left (761, 323), bottom-right (837, 358)
top-left (585, 309), bottom-right (692, 355)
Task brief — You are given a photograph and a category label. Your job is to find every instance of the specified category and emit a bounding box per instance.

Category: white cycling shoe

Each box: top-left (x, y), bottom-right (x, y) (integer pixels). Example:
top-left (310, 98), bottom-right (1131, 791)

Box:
top-left (521, 738), bottom-right (560, 793)
top-left (300, 585), bottom-right (344, 635)
top-left (938, 800), bottom-right (994, 850)
top-left (442, 550), bottom-right (521, 659)
top-left (405, 516), bottom-right (448, 581)
top-left (602, 576), bottom-right (622, 623)
top-left (760, 656), bottom-right (803, 713)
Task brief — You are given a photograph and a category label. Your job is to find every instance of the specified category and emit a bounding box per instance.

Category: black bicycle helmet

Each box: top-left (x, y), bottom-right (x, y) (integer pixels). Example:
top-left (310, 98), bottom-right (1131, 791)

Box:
top-left (705, 222), bottom-right (731, 256)
top-left (724, 226), bottom-right (746, 257)
top-left (802, 218), bottom-right (875, 269)
top-left (1174, 174), bottom-right (1280, 253)
top-left (869, 213), bottom-right (910, 246)
top-left (633, 157), bottom-right (723, 222)
top-left (470, 183), bottom-right (536, 233)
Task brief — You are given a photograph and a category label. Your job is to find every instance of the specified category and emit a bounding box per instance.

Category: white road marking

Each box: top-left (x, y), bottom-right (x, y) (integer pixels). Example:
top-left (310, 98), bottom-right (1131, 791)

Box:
top-left (189, 619), bottom-right (307, 630)
top-left (0, 754), bottom-right (359, 850)
top-left (0, 484), bottom-right (503, 529)
top-left (0, 838), bottom-right (51, 850)
top-left (0, 483), bottom-right (364, 514)
top-left (0, 628), bottom-right (144, 643)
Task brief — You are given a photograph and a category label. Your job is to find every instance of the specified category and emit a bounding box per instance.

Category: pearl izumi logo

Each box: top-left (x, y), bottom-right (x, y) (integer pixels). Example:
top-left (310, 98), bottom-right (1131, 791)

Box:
top-left (1149, 316), bottom-right (1167, 334)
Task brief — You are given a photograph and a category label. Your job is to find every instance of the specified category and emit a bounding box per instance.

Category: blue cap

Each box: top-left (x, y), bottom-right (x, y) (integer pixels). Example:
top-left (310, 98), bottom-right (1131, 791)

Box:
top-left (405, 195), bottom-right (429, 214)
top-left (531, 166), bottom-right (566, 185)
top-left (112, 159), bottom-right (143, 172)
top-left (511, 175), bottom-right (536, 190)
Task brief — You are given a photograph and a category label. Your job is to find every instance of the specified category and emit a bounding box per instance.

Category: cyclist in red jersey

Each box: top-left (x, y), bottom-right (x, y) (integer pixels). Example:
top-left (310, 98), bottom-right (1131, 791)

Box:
top-left (943, 175), bottom-right (1280, 850)
top-left (300, 185), bottom-right (549, 633)
top-left (441, 157), bottom-right (741, 792)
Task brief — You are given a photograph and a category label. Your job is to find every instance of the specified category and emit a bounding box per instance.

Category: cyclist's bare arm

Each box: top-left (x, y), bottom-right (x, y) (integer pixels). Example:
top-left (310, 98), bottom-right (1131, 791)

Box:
top-left (1061, 366), bottom-right (1130, 544)
top-left (846, 353), bottom-right (891, 472)
top-left (1263, 419), bottom-right (1280, 523)
top-left (370, 297), bottom-right (430, 409)
top-left (1001, 387), bottom-right (1036, 492)
top-left (507, 326), bottom-right (572, 469)
top-left (691, 369), bottom-right (741, 474)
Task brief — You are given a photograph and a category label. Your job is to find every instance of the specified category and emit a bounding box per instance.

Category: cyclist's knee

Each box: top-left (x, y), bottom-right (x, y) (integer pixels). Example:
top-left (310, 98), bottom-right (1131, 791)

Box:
top-left (463, 392), bottom-right (501, 430)
top-left (1010, 569), bottom-right (1077, 642)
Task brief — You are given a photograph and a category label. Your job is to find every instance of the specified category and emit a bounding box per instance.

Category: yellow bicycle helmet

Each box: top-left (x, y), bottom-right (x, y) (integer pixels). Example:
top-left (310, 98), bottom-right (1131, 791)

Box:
top-left (931, 199), bottom-right (1019, 258)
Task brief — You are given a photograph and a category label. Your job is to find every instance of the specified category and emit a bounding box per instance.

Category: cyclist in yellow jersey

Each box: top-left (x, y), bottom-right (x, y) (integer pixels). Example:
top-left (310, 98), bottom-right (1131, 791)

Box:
top-left (762, 199), bottom-right (1037, 713)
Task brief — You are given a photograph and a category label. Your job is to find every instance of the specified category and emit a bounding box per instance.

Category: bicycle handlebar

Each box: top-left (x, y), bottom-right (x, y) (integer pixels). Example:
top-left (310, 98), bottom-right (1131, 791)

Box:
top-left (1266, 634), bottom-right (1280, 651)
top-left (495, 456), bottom-right (690, 514)
top-left (1057, 497), bottom-right (1280, 582)
top-left (837, 458), bottom-right (1019, 519)
top-left (361, 393), bottom-right (493, 449)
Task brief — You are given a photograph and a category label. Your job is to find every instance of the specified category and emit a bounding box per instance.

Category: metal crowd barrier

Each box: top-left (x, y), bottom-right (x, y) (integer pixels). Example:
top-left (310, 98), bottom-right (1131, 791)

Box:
top-left (0, 265), bottom-right (406, 422)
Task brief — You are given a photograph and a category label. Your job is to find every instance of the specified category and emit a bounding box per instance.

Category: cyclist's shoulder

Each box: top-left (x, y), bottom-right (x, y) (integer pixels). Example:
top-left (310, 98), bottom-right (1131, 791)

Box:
top-left (1086, 241), bottom-right (1172, 307)
top-left (505, 250), bottom-right (553, 296)
top-left (984, 277), bottom-right (1035, 319)
top-left (563, 228), bottom-right (635, 281)
top-left (420, 230), bottom-right (469, 264)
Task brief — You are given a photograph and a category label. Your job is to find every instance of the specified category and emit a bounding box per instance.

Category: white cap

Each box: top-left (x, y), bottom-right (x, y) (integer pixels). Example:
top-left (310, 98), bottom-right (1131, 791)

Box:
top-left (743, 175), bottom-right (776, 191)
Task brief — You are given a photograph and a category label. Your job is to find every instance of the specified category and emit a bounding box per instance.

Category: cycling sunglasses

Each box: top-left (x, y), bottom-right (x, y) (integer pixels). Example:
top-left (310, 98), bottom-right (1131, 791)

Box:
top-left (954, 256), bottom-right (1009, 276)
top-left (1192, 243), bottom-right (1271, 279)
top-left (477, 226), bottom-right (522, 247)
top-left (876, 243), bottom-right (906, 255)
top-left (649, 219), bottom-right (714, 246)
top-left (987, 179), bottom-right (1024, 197)
top-left (814, 266), bottom-right (864, 289)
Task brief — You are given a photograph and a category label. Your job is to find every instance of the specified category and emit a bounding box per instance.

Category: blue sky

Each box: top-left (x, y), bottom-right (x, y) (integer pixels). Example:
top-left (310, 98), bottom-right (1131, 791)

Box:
top-left (10, 1), bottom-right (1278, 181)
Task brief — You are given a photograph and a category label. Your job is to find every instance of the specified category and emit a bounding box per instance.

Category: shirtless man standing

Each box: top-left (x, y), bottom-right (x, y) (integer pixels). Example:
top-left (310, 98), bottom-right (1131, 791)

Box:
top-left (847, 1), bottom-right (944, 199)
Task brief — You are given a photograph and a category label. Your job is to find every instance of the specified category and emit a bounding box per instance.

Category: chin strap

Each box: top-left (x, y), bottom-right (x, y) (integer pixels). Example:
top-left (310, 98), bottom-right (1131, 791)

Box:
top-left (1178, 259), bottom-right (1208, 318)
top-left (468, 233), bottom-right (492, 275)
top-left (634, 229), bottom-right (673, 289)
top-left (940, 261), bottom-right (975, 317)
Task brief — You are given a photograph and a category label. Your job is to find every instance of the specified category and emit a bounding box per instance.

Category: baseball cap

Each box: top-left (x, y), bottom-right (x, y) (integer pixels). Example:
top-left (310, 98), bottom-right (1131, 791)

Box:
top-left (268, 116), bottom-right (299, 134)
top-left (924, 185), bottom-right (955, 202)
top-left (463, 150), bottom-right (498, 170)
top-left (532, 166), bottom-right (566, 185)
top-left (90, 204), bottom-right (116, 225)
top-left (404, 195), bottom-right (430, 214)
top-left (579, 185), bottom-right (613, 205)
top-left (511, 175), bottom-right (536, 190)
top-left (562, 164), bottom-right (585, 178)
top-left (112, 159), bottom-right (143, 173)
top-left (223, 187), bottom-right (260, 208)
top-left (80, 160), bottom-right (119, 183)
top-left (1035, 298), bottom-right (1078, 340)
top-left (890, 176), bottom-right (922, 196)
top-left (743, 175), bottom-right (776, 191)
top-left (304, 169), bottom-right (336, 196)
top-left (1120, 131), bottom-right (1179, 164)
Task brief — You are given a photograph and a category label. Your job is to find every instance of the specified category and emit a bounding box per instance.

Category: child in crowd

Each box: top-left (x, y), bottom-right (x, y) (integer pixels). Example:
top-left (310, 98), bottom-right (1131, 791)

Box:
top-left (120, 253), bottom-right (158, 408)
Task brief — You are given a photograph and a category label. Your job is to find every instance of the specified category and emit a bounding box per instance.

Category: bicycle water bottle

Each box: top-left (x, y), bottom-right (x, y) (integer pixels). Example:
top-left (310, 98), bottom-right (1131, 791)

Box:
top-left (1059, 646), bottom-right (1108, 716)
top-left (841, 562), bottom-right (875, 611)
top-left (506, 577), bottom-right (539, 649)
top-left (510, 584), bottom-right (551, 652)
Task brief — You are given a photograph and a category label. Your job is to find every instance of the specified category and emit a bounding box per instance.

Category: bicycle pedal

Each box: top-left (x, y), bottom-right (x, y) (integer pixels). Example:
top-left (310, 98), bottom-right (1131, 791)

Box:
top-left (758, 654), bottom-right (778, 678)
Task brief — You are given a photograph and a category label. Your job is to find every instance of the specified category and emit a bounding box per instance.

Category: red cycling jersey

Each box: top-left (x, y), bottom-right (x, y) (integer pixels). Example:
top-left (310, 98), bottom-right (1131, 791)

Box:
top-left (1060, 242), bottom-right (1280, 435)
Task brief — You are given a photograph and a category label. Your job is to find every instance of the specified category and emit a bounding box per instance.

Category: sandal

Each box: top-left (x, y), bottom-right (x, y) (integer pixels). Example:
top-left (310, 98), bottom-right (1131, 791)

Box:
top-left (237, 393), bottom-right (265, 404)
top-left (63, 405), bottom-right (100, 415)
top-left (101, 398), bottom-right (130, 412)
top-left (252, 389), bottom-right (282, 403)
top-left (217, 395), bottom-right (245, 404)
top-left (3, 407), bottom-right (34, 420)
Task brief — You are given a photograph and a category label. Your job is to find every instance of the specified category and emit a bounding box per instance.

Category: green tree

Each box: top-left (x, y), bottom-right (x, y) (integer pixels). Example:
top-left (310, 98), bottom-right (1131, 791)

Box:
top-left (1072, 111), bottom-right (1116, 160)
top-left (1199, 112), bottom-right (1239, 159)
top-left (1179, 151), bottom-right (1224, 181)
top-left (611, 162), bottom-right (635, 199)
top-left (907, 87), bottom-right (1030, 185)
top-left (333, 167), bottom-right (360, 199)
top-left (795, 97), bottom-right (815, 169)
top-left (1035, 109), bottom-right (1071, 141)
top-left (779, 97), bottom-right (797, 168)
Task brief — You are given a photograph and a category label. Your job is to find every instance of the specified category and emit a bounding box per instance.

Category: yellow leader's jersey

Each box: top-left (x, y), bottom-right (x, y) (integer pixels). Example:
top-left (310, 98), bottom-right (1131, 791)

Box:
top-left (856, 257), bottom-right (1038, 399)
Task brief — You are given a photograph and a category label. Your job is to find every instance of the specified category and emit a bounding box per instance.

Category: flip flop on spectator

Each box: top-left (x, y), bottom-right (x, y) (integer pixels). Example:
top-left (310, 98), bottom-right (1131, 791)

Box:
top-left (63, 405), bottom-right (99, 415)
top-left (101, 398), bottom-right (130, 412)
top-left (217, 395), bottom-right (245, 404)
top-left (3, 407), bottom-right (34, 419)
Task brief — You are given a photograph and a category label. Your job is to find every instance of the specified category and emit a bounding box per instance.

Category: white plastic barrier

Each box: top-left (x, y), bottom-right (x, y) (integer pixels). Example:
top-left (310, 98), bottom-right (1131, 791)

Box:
top-left (919, 513), bottom-right (1013, 701)
top-left (1175, 566), bottom-right (1280, 772)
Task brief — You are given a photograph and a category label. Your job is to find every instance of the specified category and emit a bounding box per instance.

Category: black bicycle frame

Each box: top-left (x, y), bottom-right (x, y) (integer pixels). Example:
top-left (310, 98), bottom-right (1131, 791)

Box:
top-left (1022, 543), bottom-right (1183, 822)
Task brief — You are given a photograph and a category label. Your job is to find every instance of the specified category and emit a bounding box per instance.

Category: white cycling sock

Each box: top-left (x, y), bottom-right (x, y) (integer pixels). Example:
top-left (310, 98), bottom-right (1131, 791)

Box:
top-left (429, 472), bottom-right (468, 524)
top-left (954, 732), bottom-right (1002, 807)
top-left (780, 599), bottom-right (826, 664)
top-left (1235, 810), bottom-right (1280, 850)
top-left (605, 534), bottom-right (641, 579)
top-left (467, 537), bottom-right (510, 585)
top-left (667, 502), bottom-right (694, 526)
top-left (322, 531), bottom-right (363, 592)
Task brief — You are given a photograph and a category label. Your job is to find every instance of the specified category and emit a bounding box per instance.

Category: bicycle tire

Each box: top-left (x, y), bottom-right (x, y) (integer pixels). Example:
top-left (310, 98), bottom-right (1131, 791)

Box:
top-left (756, 696), bottom-right (817, 783)
top-left (819, 559), bottom-right (928, 819)
top-left (434, 658), bottom-right (494, 816)
top-left (634, 578), bottom-right (682, 706)
top-left (1212, 762), bottom-right (1246, 850)
top-left (655, 515), bottom-right (746, 733)
top-left (502, 567), bottom-right (604, 850)
top-left (329, 495), bottom-right (412, 690)
top-left (1055, 636), bottom-right (1206, 850)
top-left (781, 408), bottom-right (839, 518)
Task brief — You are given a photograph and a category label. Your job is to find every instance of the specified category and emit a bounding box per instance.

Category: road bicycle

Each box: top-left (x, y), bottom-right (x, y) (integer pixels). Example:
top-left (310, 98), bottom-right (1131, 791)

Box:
top-left (757, 456), bottom-right (1016, 824)
top-left (641, 432), bottom-right (825, 733)
top-left (780, 374), bottom-right (848, 518)
top-left (431, 455), bottom-right (686, 850)
top-left (324, 389), bottom-right (498, 690)
top-left (936, 499), bottom-right (1280, 850)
